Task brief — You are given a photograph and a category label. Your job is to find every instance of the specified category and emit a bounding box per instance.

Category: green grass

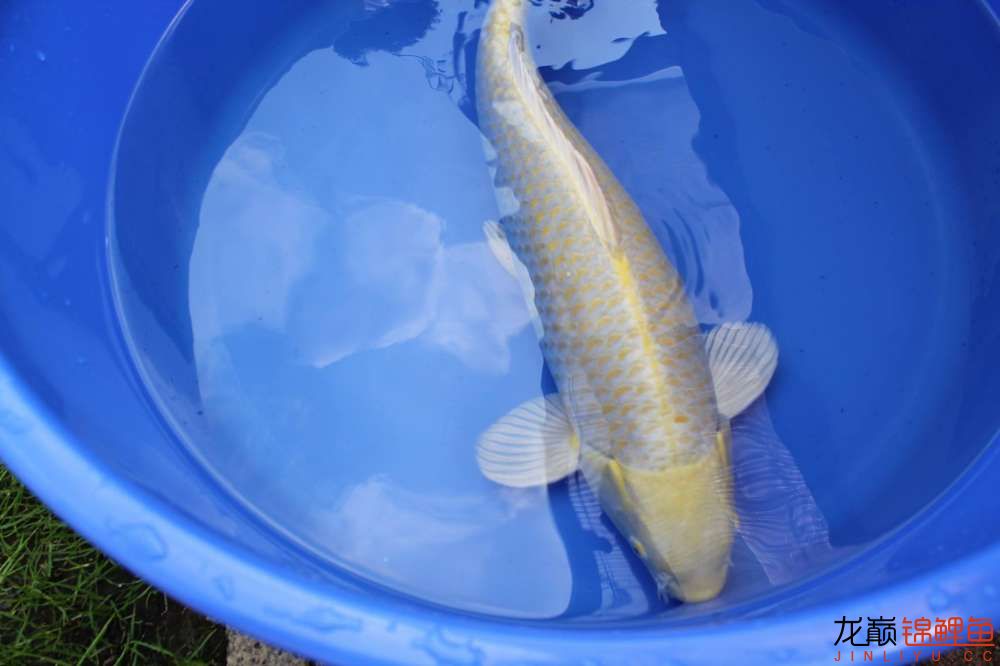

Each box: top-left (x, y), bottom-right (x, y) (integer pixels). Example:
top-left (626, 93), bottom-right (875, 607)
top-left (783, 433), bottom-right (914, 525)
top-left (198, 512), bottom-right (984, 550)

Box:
top-left (0, 465), bottom-right (225, 665)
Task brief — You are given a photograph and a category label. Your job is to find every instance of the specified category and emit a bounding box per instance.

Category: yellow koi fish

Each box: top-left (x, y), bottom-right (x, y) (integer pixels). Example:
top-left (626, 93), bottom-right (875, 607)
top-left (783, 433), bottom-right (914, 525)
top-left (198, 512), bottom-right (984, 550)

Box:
top-left (474, 0), bottom-right (779, 602)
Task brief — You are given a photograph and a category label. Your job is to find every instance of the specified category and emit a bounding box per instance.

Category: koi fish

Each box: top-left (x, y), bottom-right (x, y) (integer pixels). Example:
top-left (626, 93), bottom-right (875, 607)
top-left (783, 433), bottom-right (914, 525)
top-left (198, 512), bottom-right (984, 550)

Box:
top-left (474, 0), bottom-right (779, 602)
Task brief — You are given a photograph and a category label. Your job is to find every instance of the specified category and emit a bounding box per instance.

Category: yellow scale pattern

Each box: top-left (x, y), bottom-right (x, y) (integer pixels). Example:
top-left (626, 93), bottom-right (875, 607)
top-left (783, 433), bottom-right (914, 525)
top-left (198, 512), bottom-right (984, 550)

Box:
top-left (476, 0), bottom-right (718, 469)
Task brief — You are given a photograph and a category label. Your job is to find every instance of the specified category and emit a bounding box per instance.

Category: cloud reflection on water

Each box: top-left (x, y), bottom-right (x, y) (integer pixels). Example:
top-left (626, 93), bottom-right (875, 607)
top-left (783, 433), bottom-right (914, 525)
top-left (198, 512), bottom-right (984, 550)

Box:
top-left (191, 130), bottom-right (531, 377)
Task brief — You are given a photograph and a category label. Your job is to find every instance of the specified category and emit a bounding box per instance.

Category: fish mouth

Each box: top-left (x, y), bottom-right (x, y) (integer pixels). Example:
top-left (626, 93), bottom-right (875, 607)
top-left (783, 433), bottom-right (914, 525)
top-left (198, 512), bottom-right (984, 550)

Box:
top-left (647, 555), bottom-right (729, 603)
top-left (652, 570), bottom-right (680, 603)
top-left (625, 538), bottom-right (683, 603)
top-left (663, 567), bottom-right (729, 603)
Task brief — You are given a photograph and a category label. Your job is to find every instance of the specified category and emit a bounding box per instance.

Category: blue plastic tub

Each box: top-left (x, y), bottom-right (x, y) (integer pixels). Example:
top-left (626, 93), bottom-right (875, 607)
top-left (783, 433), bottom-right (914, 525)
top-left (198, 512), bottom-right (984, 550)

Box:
top-left (1, 0), bottom-right (999, 663)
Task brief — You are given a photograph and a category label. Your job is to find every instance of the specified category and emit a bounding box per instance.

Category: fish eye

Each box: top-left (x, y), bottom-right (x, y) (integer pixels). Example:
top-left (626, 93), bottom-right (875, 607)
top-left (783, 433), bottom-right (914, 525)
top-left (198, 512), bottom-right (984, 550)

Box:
top-left (628, 537), bottom-right (646, 559)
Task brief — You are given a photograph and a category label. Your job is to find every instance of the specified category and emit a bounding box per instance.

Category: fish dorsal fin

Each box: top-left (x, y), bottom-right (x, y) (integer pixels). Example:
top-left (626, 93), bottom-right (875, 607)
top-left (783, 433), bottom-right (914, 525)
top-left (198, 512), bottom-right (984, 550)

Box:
top-left (705, 322), bottom-right (779, 419)
top-left (505, 25), bottom-right (619, 250)
top-left (476, 394), bottom-right (580, 488)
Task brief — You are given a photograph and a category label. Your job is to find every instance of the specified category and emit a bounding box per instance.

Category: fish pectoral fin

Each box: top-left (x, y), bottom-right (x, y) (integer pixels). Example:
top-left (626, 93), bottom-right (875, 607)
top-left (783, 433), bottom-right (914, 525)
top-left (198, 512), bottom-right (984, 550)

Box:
top-left (705, 322), bottom-right (779, 419)
top-left (476, 394), bottom-right (580, 488)
top-left (483, 219), bottom-right (519, 278)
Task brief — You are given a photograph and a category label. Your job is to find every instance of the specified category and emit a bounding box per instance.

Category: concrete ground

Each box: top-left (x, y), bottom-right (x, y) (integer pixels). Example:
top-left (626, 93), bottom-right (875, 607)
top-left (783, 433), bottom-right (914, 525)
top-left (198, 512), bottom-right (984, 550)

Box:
top-left (227, 629), bottom-right (312, 666)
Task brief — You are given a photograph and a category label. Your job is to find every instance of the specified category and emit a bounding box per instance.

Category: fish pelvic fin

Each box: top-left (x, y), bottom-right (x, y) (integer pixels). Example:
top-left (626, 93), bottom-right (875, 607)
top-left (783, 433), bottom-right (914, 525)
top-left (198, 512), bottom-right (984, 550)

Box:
top-left (483, 218), bottom-right (543, 337)
top-left (483, 219), bottom-right (518, 278)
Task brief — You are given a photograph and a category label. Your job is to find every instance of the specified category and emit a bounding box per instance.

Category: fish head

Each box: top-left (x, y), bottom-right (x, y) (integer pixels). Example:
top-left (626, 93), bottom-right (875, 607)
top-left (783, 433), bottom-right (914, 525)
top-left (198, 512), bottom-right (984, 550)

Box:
top-left (595, 427), bottom-right (736, 603)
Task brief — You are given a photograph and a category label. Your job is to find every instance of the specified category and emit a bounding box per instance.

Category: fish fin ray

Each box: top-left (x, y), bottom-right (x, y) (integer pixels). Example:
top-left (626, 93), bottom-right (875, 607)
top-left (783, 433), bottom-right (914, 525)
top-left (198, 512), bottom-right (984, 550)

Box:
top-left (729, 399), bottom-right (836, 584)
top-left (476, 394), bottom-right (580, 488)
top-left (705, 322), bottom-right (778, 419)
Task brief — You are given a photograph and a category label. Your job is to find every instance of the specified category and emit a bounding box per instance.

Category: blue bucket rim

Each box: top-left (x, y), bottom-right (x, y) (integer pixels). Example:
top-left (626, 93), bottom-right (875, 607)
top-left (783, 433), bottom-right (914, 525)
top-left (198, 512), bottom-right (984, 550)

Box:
top-left (2, 353), bottom-right (999, 663)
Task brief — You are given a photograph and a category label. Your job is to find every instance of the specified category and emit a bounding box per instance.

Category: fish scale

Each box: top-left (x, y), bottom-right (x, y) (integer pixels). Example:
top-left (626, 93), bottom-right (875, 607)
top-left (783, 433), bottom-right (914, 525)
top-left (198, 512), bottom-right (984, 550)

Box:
top-left (476, 0), bottom-right (718, 469)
